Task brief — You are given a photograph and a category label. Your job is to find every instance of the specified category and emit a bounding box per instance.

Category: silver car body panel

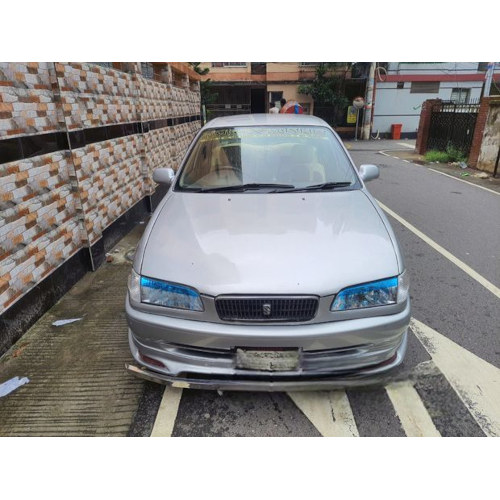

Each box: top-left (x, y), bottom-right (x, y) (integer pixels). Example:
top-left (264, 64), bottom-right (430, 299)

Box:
top-left (125, 335), bottom-right (407, 392)
top-left (126, 298), bottom-right (408, 391)
top-left (127, 114), bottom-right (410, 389)
top-left (127, 295), bottom-right (409, 351)
top-left (140, 190), bottom-right (400, 297)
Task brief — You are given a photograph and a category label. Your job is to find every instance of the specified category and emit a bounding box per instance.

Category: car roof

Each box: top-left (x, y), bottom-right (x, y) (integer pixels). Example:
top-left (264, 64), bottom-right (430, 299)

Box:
top-left (203, 113), bottom-right (330, 129)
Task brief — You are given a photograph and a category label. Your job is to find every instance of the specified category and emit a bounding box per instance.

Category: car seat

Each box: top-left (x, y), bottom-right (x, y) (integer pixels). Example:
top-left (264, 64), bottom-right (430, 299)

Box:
top-left (276, 144), bottom-right (325, 185)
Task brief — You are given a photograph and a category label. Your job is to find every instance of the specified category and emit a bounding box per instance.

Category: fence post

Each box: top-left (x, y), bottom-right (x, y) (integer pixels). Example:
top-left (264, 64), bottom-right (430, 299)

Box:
top-left (415, 98), bottom-right (441, 155)
top-left (469, 97), bottom-right (491, 168)
top-left (448, 101), bottom-right (457, 150)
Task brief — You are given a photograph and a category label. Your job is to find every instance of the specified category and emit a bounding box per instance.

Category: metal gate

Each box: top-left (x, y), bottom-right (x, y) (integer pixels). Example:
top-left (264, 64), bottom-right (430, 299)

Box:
top-left (427, 100), bottom-right (480, 155)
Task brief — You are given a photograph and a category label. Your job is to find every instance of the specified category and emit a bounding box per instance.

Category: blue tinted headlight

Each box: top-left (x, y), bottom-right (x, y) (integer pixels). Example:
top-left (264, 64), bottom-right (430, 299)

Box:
top-left (331, 277), bottom-right (398, 311)
top-left (140, 277), bottom-right (204, 311)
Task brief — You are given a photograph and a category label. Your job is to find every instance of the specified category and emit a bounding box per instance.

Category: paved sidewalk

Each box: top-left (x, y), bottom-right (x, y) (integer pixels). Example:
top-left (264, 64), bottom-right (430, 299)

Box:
top-left (0, 225), bottom-right (146, 436)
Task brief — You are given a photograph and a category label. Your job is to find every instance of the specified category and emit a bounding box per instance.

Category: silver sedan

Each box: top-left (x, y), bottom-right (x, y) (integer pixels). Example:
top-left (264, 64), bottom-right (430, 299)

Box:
top-left (126, 114), bottom-right (410, 391)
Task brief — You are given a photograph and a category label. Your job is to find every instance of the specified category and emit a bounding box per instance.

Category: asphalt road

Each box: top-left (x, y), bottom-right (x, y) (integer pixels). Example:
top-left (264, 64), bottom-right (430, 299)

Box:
top-left (128, 140), bottom-right (500, 437)
top-left (350, 141), bottom-right (500, 366)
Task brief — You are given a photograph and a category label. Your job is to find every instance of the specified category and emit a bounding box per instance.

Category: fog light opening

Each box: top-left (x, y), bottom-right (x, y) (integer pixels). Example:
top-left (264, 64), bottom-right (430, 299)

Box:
top-left (378, 352), bottom-right (398, 367)
top-left (140, 353), bottom-right (165, 368)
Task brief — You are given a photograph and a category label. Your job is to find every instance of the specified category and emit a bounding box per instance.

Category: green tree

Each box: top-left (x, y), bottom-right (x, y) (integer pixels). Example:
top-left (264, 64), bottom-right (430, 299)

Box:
top-left (189, 62), bottom-right (218, 107)
top-left (298, 63), bottom-right (350, 108)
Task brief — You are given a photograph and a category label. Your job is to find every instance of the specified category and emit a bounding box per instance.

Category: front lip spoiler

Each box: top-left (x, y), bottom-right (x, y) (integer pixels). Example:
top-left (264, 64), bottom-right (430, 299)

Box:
top-left (125, 332), bottom-right (407, 392)
top-left (126, 362), bottom-right (398, 391)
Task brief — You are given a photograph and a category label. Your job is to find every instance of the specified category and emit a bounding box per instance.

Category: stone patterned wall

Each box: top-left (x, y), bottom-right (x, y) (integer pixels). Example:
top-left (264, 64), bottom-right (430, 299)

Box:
top-left (170, 122), bottom-right (199, 169)
top-left (0, 151), bottom-right (82, 311)
top-left (57, 62), bottom-right (138, 129)
top-left (142, 127), bottom-right (172, 195)
top-left (0, 62), bottom-right (63, 138)
top-left (138, 73), bottom-right (200, 195)
top-left (72, 136), bottom-right (144, 245)
top-left (0, 61), bottom-right (201, 315)
top-left (55, 63), bottom-right (146, 245)
top-left (137, 77), bottom-right (171, 121)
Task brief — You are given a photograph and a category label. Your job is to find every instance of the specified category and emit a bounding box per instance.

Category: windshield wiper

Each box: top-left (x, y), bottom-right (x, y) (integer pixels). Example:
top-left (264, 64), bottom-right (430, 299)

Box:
top-left (195, 183), bottom-right (295, 193)
top-left (278, 181), bottom-right (353, 193)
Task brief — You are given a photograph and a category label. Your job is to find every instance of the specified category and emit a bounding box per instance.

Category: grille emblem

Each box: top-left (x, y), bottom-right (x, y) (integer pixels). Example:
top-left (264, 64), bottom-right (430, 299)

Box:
top-left (262, 303), bottom-right (272, 316)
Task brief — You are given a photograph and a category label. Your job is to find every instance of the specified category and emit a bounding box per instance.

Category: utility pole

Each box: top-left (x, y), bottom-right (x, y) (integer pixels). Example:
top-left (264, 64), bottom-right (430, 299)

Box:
top-left (484, 62), bottom-right (495, 97)
top-left (362, 62), bottom-right (376, 140)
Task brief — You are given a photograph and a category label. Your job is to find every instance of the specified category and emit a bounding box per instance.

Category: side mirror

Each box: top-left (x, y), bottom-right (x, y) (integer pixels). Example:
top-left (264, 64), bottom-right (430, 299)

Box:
top-left (359, 164), bottom-right (379, 182)
top-left (153, 167), bottom-right (176, 186)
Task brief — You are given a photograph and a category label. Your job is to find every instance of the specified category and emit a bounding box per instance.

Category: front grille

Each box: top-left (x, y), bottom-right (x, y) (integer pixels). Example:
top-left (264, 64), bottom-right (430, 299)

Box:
top-left (215, 296), bottom-right (319, 322)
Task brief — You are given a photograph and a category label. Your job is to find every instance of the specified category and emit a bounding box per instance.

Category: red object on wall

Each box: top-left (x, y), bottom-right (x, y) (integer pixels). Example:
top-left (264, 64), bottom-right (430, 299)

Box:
top-left (281, 101), bottom-right (304, 114)
top-left (391, 123), bottom-right (402, 140)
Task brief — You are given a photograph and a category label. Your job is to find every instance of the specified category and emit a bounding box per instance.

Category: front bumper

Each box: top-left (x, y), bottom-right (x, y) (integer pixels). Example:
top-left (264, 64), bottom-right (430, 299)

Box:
top-left (126, 297), bottom-right (410, 391)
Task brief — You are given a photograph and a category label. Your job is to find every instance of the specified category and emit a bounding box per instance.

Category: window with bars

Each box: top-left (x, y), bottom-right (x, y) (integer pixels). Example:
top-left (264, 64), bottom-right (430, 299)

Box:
top-left (410, 81), bottom-right (440, 93)
top-left (451, 88), bottom-right (470, 104)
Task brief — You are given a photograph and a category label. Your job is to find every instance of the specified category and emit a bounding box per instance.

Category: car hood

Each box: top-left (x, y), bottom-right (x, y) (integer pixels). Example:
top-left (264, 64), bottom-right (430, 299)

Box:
top-left (140, 190), bottom-right (399, 296)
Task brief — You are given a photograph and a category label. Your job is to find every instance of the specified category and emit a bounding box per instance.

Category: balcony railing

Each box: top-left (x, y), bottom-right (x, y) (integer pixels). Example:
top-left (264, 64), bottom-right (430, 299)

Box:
top-left (212, 62), bottom-right (247, 68)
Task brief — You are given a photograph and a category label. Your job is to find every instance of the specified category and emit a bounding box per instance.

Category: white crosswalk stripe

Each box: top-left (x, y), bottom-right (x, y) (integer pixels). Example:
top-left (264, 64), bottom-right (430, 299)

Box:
top-left (411, 318), bottom-right (500, 437)
top-left (386, 380), bottom-right (441, 437)
top-left (151, 386), bottom-right (183, 437)
top-left (288, 390), bottom-right (359, 437)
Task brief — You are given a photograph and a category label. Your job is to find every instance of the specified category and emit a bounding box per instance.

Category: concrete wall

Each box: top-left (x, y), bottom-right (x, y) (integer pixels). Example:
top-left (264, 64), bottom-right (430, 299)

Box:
top-left (468, 97), bottom-right (500, 170)
top-left (476, 101), bottom-right (500, 173)
top-left (0, 63), bottom-right (83, 313)
top-left (0, 62), bottom-right (200, 317)
top-left (266, 63), bottom-right (318, 83)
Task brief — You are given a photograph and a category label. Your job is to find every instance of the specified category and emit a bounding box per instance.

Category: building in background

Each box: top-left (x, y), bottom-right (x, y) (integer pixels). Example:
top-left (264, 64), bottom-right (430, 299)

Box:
top-left (0, 62), bottom-right (201, 353)
top-left (200, 62), bottom-right (321, 116)
top-left (199, 63), bottom-right (367, 135)
top-left (372, 62), bottom-right (500, 138)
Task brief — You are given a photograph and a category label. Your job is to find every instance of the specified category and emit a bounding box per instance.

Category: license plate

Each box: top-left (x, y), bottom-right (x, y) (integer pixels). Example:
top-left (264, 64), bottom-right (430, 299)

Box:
top-left (236, 348), bottom-right (300, 371)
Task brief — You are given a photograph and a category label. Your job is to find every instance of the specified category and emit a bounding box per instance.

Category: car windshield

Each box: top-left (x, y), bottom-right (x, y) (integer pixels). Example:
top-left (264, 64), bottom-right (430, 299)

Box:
top-left (176, 126), bottom-right (358, 192)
